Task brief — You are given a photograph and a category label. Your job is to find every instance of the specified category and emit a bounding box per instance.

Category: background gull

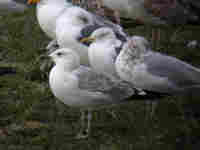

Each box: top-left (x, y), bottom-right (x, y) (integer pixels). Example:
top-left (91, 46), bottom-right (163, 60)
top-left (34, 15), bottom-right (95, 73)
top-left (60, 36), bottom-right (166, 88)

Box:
top-left (49, 48), bottom-right (156, 138)
top-left (115, 36), bottom-right (200, 95)
top-left (0, 0), bottom-right (28, 15)
top-left (90, 0), bottom-right (200, 47)
top-left (98, 0), bottom-right (199, 25)
top-left (27, 0), bottom-right (73, 50)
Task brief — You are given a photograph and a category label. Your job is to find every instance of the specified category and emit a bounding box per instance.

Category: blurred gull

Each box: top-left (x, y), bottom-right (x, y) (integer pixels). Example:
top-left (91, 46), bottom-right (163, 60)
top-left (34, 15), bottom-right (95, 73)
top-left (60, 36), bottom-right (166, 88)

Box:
top-left (49, 48), bottom-right (153, 138)
top-left (95, 0), bottom-right (199, 47)
top-left (27, 0), bottom-right (73, 50)
top-left (0, 0), bottom-right (27, 15)
top-left (115, 36), bottom-right (200, 95)
top-left (99, 0), bottom-right (199, 25)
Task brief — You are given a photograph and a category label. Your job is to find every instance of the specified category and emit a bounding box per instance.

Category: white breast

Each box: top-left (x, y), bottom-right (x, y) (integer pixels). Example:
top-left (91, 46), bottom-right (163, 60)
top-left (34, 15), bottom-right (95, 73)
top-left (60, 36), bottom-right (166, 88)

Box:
top-left (88, 40), bottom-right (117, 76)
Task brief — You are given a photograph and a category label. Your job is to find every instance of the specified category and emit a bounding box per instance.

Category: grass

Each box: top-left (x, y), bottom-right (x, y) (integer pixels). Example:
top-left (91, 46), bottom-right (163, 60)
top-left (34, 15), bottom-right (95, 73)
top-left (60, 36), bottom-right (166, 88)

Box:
top-left (0, 8), bottom-right (200, 150)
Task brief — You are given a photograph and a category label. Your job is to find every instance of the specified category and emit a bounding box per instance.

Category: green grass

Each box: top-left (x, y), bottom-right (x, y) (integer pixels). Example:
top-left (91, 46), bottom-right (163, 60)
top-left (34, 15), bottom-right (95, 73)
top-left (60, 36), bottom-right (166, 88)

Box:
top-left (0, 8), bottom-right (200, 150)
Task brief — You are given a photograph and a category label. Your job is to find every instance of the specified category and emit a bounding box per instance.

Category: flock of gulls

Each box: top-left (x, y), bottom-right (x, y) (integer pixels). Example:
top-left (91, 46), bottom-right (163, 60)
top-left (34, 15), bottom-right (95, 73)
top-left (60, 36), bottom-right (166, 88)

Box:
top-left (2, 0), bottom-right (200, 138)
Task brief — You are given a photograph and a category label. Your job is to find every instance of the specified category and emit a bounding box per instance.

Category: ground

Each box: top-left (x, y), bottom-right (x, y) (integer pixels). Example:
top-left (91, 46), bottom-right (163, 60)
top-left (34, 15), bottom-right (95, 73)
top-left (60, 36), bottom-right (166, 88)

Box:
top-left (0, 8), bottom-right (200, 150)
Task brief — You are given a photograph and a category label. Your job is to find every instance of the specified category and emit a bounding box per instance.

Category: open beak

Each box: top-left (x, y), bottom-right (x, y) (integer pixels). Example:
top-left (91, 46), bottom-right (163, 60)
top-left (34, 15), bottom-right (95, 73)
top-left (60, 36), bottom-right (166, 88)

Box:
top-left (27, 0), bottom-right (41, 4)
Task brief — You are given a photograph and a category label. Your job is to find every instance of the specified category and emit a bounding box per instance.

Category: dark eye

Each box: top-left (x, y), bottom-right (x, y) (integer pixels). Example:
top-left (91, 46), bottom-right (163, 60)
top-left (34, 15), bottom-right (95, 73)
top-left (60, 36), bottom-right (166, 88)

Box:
top-left (80, 16), bottom-right (88, 24)
top-left (57, 52), bottom-right (63, 56)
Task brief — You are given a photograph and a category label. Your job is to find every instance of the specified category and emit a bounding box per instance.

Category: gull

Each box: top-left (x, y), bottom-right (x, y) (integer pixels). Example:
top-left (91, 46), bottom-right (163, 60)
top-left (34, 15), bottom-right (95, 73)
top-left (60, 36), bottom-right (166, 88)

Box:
top-left (27, 0), bottom-right (73, 50)
top-left (49, 48), bottom-right (156, 138)
top-left (55, 4), bottom-right (127, 65)
top-left (0, 0), bottom-right (27, 15)
top-left (115, 36), bottom-right (200, 95)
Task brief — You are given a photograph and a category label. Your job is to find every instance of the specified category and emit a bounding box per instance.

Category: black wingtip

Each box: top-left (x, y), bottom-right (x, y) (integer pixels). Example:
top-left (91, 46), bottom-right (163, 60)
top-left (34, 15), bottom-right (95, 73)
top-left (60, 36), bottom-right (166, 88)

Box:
top-left (124, 90), bottom-right (170, 101)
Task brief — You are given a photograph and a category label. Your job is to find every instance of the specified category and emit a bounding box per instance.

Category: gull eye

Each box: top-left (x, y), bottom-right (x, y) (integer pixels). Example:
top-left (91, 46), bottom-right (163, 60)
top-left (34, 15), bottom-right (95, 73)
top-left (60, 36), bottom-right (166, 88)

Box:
top-left (57, 52), bottom-right (63, 56)
top-left (79, 16), bottom-right (89, 24)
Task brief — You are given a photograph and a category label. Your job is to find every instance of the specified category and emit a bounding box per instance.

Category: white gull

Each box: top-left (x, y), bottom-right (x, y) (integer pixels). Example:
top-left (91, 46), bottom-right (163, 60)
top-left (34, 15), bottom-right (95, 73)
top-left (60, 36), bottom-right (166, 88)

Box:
top-left (49, 48), bottom-right (152, 138)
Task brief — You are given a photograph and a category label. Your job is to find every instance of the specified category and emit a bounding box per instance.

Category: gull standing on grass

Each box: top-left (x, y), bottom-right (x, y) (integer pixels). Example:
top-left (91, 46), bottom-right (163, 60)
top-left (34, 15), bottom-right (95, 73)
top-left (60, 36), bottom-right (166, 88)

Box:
top-left (49, 48), bottom-right (157, 138)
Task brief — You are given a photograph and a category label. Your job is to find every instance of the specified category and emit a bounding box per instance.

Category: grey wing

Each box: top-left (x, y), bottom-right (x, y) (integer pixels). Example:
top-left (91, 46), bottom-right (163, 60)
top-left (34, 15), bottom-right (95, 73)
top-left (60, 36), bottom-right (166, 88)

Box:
top-left (144, 52), bottom-right (200, 91)
top-left (72, 66), bottom-right (136, 101)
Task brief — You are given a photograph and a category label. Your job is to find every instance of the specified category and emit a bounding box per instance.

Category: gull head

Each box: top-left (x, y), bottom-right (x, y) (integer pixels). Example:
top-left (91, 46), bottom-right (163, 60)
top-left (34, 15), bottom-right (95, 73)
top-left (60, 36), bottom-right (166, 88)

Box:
top-left (125, 36), bottom-right (151, 53)
top-left (80, 27), bottom-right (116, 45)
top-left (49, 48), bottom-right (80, 70)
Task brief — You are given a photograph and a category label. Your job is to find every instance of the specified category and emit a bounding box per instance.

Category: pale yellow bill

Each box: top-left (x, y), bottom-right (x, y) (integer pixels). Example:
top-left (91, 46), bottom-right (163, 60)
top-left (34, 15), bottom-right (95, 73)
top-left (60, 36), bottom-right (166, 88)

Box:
top-left (79, 37), bottom-right (95, 43)
top-left (27, 0), bottom-right (41, 4)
